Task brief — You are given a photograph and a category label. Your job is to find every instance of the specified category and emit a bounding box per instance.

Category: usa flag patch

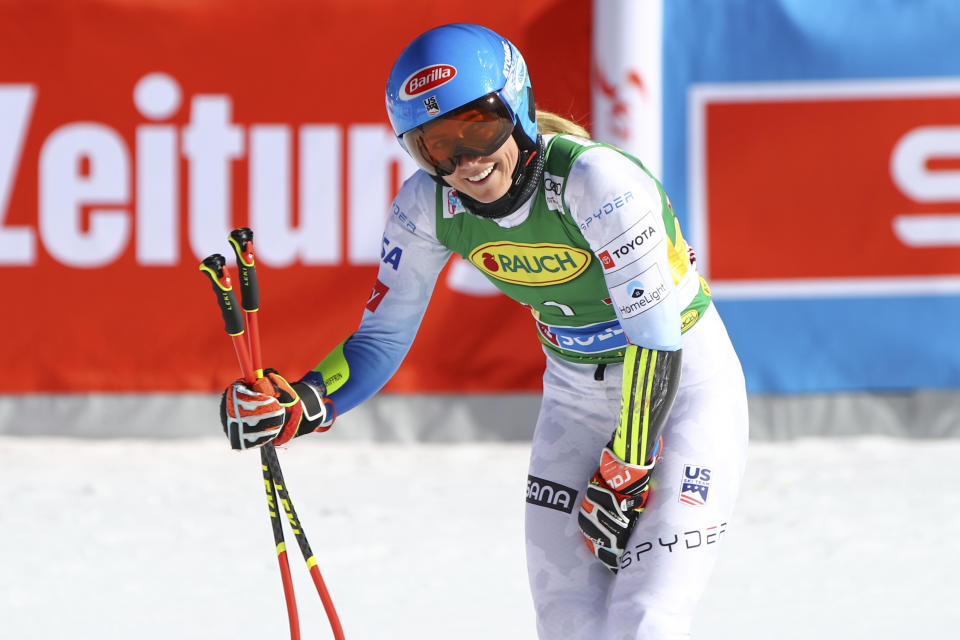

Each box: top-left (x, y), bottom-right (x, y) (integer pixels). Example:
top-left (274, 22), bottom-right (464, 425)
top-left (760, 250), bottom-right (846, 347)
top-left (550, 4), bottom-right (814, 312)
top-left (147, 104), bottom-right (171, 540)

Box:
top-left (679, 464), bottom-right (711, 506)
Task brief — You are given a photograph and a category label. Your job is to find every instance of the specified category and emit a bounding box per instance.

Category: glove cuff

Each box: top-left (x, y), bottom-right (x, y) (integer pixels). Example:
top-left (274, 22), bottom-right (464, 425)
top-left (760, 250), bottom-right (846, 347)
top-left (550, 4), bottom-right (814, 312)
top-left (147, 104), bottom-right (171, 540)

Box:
top-left (597, 445), bottom-right (656, 498)
top-left (291, 380), bottom-right (336, 436)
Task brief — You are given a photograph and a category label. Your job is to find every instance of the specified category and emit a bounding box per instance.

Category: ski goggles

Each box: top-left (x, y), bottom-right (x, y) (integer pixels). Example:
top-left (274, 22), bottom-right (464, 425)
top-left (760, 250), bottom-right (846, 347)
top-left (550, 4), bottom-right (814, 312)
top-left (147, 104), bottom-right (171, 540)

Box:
top-left (401, 93), bottom-right (516, 176)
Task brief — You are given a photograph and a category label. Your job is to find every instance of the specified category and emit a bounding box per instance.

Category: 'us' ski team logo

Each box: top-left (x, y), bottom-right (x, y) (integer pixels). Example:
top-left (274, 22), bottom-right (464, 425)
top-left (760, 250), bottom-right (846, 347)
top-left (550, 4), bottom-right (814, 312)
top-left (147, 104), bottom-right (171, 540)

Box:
top-left (679, 464), bottom-right (711, 506)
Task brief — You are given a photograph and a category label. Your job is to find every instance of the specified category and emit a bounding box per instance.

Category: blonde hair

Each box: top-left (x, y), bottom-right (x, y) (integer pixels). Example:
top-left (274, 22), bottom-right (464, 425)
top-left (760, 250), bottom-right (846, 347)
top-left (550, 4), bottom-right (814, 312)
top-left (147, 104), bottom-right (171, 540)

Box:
top-left (536, 109), bottom-right (591, 138)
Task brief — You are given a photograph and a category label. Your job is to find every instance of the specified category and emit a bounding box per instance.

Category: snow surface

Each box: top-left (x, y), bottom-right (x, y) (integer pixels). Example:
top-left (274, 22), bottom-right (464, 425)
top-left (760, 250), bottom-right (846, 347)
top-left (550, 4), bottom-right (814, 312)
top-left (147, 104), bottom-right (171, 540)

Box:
top-left (2, 435), bottom-right (957, 639)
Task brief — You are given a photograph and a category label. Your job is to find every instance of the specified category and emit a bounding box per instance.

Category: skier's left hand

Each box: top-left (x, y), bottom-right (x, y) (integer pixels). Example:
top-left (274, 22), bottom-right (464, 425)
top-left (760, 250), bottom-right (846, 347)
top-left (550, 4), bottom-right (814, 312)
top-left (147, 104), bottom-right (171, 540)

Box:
top-left (577, 437), bottom-right (662, 573)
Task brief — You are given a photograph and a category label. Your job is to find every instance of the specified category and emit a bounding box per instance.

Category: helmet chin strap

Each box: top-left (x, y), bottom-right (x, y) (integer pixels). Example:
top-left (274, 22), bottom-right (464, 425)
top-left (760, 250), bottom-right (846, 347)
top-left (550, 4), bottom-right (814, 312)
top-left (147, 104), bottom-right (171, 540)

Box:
top-left (434, 130), bottom-right (545, 220)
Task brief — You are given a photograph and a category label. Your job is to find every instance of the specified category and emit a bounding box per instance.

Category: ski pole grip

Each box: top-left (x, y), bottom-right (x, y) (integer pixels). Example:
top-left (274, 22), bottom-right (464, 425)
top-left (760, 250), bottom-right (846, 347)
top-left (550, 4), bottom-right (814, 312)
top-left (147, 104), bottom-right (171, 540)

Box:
top-left (228, 227), bottom-right (259, 312)
top-left (199, 254), bottom-right (245, 336)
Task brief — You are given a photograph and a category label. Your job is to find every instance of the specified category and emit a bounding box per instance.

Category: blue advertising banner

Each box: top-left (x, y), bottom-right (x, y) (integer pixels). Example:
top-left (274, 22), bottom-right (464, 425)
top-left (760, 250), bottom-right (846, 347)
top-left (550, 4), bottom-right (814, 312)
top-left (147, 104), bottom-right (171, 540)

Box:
top-left (662, 0), bottom-right (960, 392)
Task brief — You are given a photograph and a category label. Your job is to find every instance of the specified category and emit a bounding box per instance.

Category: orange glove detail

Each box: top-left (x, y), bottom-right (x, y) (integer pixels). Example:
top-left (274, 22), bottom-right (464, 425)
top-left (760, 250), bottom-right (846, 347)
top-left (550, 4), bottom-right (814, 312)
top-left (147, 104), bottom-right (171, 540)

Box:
top-left (577, 437), bottom-right (662, 573)
top-left (220, 369), bottom-right (306, 450)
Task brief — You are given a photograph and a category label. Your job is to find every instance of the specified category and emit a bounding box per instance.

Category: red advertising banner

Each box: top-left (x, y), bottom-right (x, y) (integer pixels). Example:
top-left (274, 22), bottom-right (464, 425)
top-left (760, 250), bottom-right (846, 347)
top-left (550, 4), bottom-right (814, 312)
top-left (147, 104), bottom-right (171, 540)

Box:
top-left (0, 0), bottom-right (590, 392)
top-left (690, 79), bottom-right (960, 297)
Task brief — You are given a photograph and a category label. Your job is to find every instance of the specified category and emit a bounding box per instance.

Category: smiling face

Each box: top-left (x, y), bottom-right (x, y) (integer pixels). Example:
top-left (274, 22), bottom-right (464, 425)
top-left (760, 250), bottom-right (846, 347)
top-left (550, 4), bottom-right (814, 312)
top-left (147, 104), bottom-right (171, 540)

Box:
top-left (443, 136), bottom-right (519, 203)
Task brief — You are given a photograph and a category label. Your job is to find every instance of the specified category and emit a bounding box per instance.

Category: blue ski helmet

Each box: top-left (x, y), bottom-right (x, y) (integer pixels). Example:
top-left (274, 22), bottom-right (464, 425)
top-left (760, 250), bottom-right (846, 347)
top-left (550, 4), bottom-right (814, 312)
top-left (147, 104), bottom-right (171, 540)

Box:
top-left (385, 24), bottom-right (537, 174)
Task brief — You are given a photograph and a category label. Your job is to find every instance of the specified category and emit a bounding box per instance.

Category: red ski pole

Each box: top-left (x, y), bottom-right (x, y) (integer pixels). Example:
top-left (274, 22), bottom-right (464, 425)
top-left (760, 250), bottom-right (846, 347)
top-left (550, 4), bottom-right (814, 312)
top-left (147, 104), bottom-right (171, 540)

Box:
top-left (227, 228), bottom-right (263, 379)
top-left (198, 254), bottom-right (256, 382)
top-left (199, 253), bottom-right (302, 640)
top-left (226, 228), bottom-right (345, 640)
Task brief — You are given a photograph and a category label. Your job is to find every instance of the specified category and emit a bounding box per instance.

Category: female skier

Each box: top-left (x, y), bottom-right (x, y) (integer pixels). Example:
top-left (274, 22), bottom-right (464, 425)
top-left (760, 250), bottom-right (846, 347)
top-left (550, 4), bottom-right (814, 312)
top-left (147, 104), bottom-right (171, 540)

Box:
top-left (220, 23), bottom-right (749, 639)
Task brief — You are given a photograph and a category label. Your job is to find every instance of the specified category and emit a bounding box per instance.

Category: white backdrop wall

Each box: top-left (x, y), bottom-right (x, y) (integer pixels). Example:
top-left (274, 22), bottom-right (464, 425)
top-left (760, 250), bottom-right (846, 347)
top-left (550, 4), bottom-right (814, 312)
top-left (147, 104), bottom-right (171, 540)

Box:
top-left (4, 393), bottom-right (959, 440)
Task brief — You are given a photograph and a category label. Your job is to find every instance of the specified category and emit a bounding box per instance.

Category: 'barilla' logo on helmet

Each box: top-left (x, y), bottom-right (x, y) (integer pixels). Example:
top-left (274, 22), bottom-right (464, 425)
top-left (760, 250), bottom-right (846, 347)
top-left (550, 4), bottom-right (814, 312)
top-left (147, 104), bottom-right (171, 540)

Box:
top-left (400, 64), bottom-right (457, 101)
top-left (468, 242), bottom-right (592, 286)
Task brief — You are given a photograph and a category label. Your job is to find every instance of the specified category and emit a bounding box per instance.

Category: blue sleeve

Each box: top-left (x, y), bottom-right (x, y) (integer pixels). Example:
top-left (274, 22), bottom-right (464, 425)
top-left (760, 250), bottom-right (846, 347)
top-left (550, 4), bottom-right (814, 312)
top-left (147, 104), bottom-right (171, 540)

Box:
top-left (316, 328), bottom-right (416, 415)
top-left (301, 172), bottom-right (452, 415)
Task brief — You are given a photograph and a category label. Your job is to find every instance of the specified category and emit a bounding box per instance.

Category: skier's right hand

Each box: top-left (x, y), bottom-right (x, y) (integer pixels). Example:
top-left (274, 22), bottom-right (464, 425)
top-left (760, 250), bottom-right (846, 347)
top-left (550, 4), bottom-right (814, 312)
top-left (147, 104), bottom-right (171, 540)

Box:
top-left (219, 369), bottom-right (334, 450)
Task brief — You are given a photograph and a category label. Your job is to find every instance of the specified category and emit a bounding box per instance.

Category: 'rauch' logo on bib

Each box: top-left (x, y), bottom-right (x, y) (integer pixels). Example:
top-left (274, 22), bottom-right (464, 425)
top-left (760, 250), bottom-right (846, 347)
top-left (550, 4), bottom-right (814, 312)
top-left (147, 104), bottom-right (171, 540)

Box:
top-left (468, 242), bottom-right (591, 286)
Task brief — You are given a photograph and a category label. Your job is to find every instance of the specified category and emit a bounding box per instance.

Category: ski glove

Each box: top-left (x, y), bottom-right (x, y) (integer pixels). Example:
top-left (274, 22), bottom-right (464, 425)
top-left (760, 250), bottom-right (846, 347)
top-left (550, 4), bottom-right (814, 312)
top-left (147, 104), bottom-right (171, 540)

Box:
top-left (578, 436), bottom-right (662, 573)
top-left (220, 368), bottom-right (335, 450)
